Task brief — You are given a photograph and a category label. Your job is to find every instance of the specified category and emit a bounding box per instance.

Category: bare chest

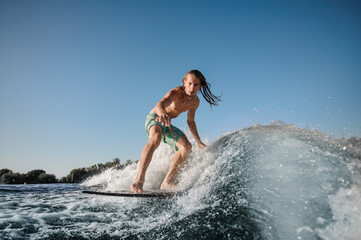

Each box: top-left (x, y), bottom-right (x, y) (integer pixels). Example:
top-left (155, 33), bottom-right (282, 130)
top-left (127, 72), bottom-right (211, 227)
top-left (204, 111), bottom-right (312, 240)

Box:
top-left (166, 97), bottom-right (192, 118)
top-left (166, 103), bottom-right (189, 118)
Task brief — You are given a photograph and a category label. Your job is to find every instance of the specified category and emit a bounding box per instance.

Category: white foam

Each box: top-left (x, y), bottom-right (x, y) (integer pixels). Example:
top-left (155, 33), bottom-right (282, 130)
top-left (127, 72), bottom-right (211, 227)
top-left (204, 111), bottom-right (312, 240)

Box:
top-left (316, 185), bottom-right (361, 240)
top-left (3, 123), bottom-right (359, 239)
top-left (82, 129), bottom-right (212, 192)
top-left (82, 142), bottom-right (175, 191)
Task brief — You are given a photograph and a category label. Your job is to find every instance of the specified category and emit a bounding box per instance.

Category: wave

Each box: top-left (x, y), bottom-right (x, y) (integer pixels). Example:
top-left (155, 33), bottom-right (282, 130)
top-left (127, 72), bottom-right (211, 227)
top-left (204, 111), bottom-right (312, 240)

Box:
top-left (82, 123), bottom-right (361, 239)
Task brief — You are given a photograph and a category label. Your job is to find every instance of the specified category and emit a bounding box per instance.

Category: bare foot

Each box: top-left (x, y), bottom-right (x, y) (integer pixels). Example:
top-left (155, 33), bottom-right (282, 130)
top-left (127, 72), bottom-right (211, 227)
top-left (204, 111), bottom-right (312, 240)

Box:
top-left (160, 181), bottom-right (178, 191)
top-left (131, 181), bottom-right (144, 193)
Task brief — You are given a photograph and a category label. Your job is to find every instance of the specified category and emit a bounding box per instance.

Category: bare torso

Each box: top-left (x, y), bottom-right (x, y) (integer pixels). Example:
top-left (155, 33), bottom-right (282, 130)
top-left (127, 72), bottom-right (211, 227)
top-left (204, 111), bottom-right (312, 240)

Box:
top-left (151, 87), bottom-right (199, 119)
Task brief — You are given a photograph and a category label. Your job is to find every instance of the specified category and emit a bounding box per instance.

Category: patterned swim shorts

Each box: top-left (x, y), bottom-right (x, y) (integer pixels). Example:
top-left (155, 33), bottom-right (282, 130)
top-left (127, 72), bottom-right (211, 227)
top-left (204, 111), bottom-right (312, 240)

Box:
top-left (145, 112), bottom-right (185, 151)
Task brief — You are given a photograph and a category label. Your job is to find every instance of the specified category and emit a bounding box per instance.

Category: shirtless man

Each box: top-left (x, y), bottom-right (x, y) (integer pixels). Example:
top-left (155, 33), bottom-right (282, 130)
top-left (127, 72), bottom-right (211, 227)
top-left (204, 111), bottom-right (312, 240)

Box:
top-left (131, 70), bottom-right (221, 192)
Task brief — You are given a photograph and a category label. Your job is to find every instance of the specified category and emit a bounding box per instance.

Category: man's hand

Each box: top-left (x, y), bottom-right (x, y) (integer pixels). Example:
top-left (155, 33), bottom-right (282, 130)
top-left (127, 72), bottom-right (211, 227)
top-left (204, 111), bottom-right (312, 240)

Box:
top-left (197, 142), bottom-right (207, 150)
top-left (156, 113), bottom-right (171, 127)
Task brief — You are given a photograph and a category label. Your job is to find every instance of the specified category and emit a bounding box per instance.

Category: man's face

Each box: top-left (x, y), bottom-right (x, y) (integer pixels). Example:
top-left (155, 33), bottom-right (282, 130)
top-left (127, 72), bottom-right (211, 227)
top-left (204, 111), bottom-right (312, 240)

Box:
top-left (183, 74), bottom-right (201, 97)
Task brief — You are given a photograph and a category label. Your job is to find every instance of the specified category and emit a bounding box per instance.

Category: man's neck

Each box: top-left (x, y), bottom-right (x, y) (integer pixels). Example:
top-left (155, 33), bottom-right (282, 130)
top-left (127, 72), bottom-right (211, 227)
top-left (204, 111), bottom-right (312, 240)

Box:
top-left (182, 87), bottom-right (196, 105)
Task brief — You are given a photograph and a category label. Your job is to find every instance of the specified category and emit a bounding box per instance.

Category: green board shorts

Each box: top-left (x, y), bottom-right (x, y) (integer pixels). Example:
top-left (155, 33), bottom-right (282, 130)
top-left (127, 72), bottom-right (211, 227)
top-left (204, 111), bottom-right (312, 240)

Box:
top-left (145, 112), bottom-right (185, 151)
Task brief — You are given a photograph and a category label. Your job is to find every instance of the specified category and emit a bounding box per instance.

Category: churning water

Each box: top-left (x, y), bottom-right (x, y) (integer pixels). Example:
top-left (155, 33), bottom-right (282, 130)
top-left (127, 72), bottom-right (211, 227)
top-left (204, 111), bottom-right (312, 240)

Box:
top-left (1, 124), bottom-right (360, 239)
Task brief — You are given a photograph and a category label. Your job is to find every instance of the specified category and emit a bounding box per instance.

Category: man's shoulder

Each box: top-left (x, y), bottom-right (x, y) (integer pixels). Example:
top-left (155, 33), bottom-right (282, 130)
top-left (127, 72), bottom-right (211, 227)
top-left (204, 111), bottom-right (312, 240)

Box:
top-left (194, 96), bottom-right (200, 105)
top-left (189, 96), bottom-right (200, 110)
top-left (164, 87), bottom-right (181, 98)
top-left (173, 86), bottom-right (183, 92)
top-left (169, 86), bottom-right (183, 95)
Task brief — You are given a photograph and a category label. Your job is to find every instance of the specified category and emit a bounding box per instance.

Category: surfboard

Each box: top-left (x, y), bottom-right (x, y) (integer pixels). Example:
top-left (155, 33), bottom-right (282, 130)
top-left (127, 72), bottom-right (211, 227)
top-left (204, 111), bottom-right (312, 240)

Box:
top-left (82, 190), bottom-right (182, 198)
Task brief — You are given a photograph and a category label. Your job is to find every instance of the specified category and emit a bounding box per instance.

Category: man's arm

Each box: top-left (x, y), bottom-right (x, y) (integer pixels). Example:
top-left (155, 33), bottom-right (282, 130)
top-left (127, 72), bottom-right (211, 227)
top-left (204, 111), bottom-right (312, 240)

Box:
top-left (187, 100), bottom-right (207, 150)
top-left (154, 89), bottom-right (175, 127)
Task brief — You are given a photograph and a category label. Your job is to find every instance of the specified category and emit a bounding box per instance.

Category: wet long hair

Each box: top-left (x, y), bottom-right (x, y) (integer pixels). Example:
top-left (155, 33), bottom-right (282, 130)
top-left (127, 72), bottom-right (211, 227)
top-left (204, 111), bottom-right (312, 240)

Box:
top-left (182, 70), bottom-right (221, 107)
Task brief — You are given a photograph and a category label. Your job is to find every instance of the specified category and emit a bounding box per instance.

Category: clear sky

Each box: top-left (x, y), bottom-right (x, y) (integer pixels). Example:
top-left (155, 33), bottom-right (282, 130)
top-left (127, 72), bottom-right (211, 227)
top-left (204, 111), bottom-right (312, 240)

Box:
top-left (1, 0), bottom-right (360, 178)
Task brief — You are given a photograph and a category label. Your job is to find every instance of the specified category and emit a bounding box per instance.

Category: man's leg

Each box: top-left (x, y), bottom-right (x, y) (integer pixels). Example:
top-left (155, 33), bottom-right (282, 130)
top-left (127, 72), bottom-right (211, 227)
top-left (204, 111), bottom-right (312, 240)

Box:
top-left (131, 125), bottom-right (162, 193)
top-left (160, 135), bottom-right (192, 190)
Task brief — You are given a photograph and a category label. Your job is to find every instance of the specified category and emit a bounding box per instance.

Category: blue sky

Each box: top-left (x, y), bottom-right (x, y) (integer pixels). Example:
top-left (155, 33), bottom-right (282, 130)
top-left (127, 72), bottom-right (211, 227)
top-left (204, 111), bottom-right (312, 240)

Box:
top-left (1, 0), bottom-right (360, 178)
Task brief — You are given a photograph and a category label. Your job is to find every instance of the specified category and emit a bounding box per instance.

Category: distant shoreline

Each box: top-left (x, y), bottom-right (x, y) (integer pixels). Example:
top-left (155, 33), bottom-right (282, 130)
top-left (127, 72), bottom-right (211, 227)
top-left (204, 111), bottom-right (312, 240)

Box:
top-left (0, 158), bottom-right (136, 185)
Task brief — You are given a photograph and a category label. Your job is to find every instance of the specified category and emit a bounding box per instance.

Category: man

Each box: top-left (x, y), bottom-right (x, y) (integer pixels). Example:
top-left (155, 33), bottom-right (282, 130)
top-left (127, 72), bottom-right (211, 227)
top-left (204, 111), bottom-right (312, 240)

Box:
top-left (131, 70), bottom-right (221, 192)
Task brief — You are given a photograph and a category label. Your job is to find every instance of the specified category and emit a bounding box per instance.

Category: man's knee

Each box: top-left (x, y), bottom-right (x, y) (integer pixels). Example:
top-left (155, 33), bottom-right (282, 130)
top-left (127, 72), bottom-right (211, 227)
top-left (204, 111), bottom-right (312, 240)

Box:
top-left (148, 132), bottom-right (162, 149)
top-left (179, 140), bottom-right (192, 153)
